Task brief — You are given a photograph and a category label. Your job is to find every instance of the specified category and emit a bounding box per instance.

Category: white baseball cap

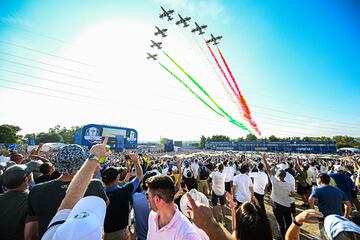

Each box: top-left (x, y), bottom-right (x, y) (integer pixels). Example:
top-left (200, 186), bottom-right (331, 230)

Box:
top-left (180, 189), bottom-right (209, 218)
top-left (277, 163), bottom-right (288, 170)
top-left (324, 214), bottom-right (360, 240)
top-left (42, 196), bottom-right (106, 240)
top-left (333, 165), bottom-right (345, 172)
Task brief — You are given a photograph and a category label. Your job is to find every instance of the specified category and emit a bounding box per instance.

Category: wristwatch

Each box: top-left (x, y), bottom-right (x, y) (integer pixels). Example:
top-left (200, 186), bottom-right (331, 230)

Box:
top-left (88, 154), bottom-right (99, 161)
top-left (293, 220), bottom-right (302, 227)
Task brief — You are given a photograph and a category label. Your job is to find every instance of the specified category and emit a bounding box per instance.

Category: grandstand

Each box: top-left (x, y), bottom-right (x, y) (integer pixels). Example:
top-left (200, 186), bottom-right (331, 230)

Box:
top-left (205, 141), bottom-right (336, 153)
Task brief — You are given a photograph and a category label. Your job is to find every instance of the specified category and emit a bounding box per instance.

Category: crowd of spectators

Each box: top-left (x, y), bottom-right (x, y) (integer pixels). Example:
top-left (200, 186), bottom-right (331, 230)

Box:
top-left (0, 142), bottom-right (360, 240)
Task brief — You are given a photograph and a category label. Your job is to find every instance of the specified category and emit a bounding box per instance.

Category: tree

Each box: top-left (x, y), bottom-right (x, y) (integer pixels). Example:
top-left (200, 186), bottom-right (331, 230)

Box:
top-left (36, 132), bottom-right (63, 143)
top-left (160, 137), bottom-right (169, 145)
top-left (0, 125), bottom-right (18, 143)
top-left (245, 134), bottom-right (257, 141)
top-left (235, 137), bottom-right (245, 142)
top-left (302, 136), bottom-right (313, 142)
top-left (210, 135), bottom-right (230, 142)
top-left (58, 126), bottom-right (81, 144)
top-left (268, 135), bottom-right (279, 142)
top-left (1, 124), bottom-right (21, 133)
top-left (200, 135), bottom-right (206, 148)
top-left (333, 136), bottom-right (357, 148)
top-left (317, 136), bottom-right (332, 142)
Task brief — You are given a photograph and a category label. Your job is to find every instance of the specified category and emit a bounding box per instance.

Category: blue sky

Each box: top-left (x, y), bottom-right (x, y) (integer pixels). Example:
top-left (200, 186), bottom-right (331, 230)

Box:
top-left (0, 0), bottom-right (359, 140)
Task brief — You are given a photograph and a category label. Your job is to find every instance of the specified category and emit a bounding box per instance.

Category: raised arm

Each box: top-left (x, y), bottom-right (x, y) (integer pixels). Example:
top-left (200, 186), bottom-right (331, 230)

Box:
top-left (176, 157), bottom-right (183, 192)
top-left (129, 153), bottom-right (144, 181)
top-left (262, 153), bottom-right (271, 176)
top-left (58, 141), bottom-right (108, 211)
top-left (285, 209), bottom-right (324, 240)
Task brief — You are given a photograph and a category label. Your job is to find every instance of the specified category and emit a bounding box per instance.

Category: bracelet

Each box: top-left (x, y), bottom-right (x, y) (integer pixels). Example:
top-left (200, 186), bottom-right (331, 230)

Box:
top-left (293, 220), bottom-right (302, 227)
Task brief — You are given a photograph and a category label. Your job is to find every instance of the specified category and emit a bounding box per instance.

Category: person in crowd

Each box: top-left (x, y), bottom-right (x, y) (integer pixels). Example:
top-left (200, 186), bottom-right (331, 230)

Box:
top-left (41, 140), bottom-right (108, 240)
top-left (0, 165), bottom-right (34, 240)
top-left (34, 162), bottom-right (55, 184)
top-left (232, 163), bottom-right (256, 208)
top-left (278, 163), bottom-right (296, 218)
top-left (315, 164), bottom-right (337, 186)
top-left (146, 175), bottom-right (201, 240)
top-left (285, 210), bottom-right (360, 240)
top-left (249, 162), bottom-right (269, 212)
top-left (262, 154), bottom-right (295, 240)
top-left (132, 170), bottom-right (159, 240)
top-left (191, 159), bottom-right (200, 182)
top-left (102, 153), bottom-right (143, 240)
top-left (329, 165), bottom-right (356, 206)
top-left (224, 160), bottom-right (236, 194)
top-left (294, 157), bottom-right (310, 207)
top-left (197, 161), bottom-right (210, 197)
top-left (210, 163), bottom-right (226, 223)
top-left (183, 166), bottom-right (197, 191)
top-left (25, 144), bottom-right (108, 239)
top-left (308, 173), bottom-right (352, 239)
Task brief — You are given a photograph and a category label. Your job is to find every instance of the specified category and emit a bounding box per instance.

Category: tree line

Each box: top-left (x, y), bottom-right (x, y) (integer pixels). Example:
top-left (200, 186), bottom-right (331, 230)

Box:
top-left (0, 124), bottom-right (359, 149)
top-left (199, 134), bottom-right (360, 149)
top-left (0, 124), bottom-right (81, 144)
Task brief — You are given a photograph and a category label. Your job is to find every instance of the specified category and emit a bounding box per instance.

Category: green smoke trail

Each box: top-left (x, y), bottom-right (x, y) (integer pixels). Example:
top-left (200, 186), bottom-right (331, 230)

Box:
top-left (159, 62), bottom-right (224, 118)
top-left (160, 51), bottom-right (251, 132)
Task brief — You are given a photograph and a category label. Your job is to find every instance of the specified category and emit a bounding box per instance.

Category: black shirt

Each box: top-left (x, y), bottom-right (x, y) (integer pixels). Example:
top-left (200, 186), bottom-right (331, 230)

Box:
top-left (34, 174), bottom-right (52, 184)
top-left (0, 190), bottom-right (29, 240)
top-left (104, 179), bottom-right (138, 233)
top-left (27, 179), bottom-right (107, 238)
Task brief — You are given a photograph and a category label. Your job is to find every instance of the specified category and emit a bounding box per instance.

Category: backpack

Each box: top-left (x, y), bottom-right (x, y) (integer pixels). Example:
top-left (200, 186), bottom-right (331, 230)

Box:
top-left (199, 166), bottom-right (209, 180)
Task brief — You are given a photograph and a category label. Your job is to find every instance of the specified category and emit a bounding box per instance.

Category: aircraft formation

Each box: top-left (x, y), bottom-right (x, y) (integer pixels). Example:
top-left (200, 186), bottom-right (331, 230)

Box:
top-left (147, 6), bottom-right (223, 60)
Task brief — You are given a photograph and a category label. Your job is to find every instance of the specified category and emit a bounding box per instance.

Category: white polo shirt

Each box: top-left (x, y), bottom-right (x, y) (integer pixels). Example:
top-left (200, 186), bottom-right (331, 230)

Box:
top-left (210, 171), bottom-right (226, 196)
top-left (224, 166), bottom-right (236, 182)
top-left (233, 173), bottom-right (253, 203)
top-left (147, 209), bottom-right (201, 240)
top-left (249, 171), bottom-right (268, 195)
top-left (270, 175), bottom-right (293, 207)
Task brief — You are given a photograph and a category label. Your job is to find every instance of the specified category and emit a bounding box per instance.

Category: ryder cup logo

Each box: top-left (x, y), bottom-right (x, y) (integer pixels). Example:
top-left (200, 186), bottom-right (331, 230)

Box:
top-left (74, 212), bottom-right (90, 219)
top-left (84, 127), bottom-right (102, 143)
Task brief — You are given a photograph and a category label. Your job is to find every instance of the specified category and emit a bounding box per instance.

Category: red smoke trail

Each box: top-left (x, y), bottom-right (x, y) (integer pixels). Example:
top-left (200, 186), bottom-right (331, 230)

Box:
top-left (217, 46), bottom-right (261, 135)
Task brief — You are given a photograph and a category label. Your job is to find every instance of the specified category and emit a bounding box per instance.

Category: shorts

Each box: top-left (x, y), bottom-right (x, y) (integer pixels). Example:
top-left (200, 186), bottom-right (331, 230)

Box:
top-left (297, 183), bottom-right (310, 195)
top-left (225, 181), bottom-right (233, 193)
top-left (212, 192), bottom-right (226, 206)
top-left (198, 180), bottom-right (209, 195)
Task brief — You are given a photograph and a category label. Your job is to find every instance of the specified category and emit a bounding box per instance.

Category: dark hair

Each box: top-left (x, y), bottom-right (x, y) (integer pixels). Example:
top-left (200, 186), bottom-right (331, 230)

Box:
top-left (257, 162), bottom-right (264, 171)
top-left (302, 164), bottom-right (309, 171)
top-left (218, 163), bottom-right (224, 172)
top-left (142, 170), bottom-right (159, 190)
top-left (118, 167), bottom-right (127, 181)
top-left (39, 163), bottom-right (52, 175)
top-left (146, 175), bottom-right (175, 203)
top-left (317, 173), bottom-right (330, 184)
top-left (236, 202), bottom-right (272, 240)
top-left (223, 160), bottom-right (228, 166)
top-left (240, 164), bottom-right (249, 174)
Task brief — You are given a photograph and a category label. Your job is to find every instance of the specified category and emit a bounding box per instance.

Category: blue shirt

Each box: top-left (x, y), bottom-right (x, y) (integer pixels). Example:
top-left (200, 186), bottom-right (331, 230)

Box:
top-left (310, 185), bottom-right (348, 217)
top-left (132, 191), bottom-right (151, 240)
top-left (104, 177), bottom-right (140, 233)
top-left (329, 173), bottom-right (355, 203)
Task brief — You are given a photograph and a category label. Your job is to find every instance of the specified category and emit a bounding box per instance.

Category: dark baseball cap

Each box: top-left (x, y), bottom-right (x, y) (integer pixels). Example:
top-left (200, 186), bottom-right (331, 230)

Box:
top-left (276, 169), bottom-right (287, 178)
top-left (0, 164), bottom-right (33, 188)
top-left (101, 167), bottom-right (119, 183)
